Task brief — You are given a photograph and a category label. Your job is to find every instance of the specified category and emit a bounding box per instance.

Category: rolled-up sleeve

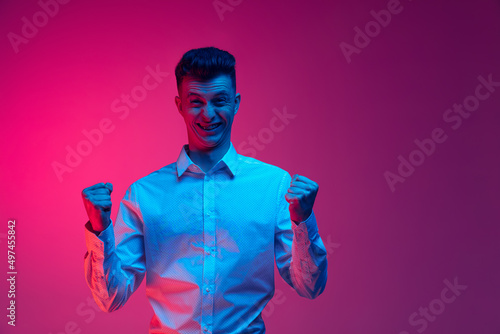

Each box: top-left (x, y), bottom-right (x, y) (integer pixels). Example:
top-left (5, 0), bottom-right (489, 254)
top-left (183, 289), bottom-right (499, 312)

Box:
top-left (274, 171), bottom-right (328, 299)
top-left (83, 184), bottom-right (146, 312)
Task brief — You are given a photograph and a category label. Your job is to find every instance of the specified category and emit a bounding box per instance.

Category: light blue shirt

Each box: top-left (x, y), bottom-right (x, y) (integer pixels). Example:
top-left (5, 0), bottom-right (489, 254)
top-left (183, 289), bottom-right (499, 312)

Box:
top-left (84, 141), bottom-right (328, 334)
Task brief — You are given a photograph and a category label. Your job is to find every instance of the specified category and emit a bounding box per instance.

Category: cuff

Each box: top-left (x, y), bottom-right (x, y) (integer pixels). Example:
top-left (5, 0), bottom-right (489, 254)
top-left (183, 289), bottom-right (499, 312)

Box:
top-left (84, 220), bottom-right (115, 257)
top-left (291, 210), bottom-right (319, 241)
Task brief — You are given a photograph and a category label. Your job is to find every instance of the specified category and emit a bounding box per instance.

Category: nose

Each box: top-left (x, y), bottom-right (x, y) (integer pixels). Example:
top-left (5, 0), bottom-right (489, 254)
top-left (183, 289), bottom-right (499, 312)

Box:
top-left (200, 104), bottom-right (216, 121)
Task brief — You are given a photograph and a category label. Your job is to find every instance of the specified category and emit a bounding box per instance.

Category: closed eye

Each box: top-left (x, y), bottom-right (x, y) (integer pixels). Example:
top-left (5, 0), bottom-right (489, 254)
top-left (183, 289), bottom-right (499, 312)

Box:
top-left (214, 98), bottom-right (227, 106)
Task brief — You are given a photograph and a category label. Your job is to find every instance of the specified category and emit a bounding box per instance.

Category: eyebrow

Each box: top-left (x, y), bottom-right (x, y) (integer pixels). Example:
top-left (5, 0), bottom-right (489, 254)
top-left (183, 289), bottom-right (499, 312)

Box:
top-left (187, 91), bottom-right (230, 98)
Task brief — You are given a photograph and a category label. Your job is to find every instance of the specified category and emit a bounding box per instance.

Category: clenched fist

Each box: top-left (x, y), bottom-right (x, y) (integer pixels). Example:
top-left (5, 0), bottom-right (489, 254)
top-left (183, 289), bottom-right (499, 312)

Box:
top-left (82, 182), bottom-right (113, 233)
top-left (285, 174), bottom-right (318, 224)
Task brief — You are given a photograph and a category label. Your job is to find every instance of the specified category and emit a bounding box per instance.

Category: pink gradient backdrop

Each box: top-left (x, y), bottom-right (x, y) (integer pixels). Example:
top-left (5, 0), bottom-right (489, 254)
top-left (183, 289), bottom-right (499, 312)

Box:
top-left (1, 0), bottom-right (499, 333)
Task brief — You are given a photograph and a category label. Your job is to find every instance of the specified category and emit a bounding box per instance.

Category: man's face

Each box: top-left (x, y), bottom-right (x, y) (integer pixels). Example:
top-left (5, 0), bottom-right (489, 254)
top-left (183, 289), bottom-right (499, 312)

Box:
top-left (175, 74), bottom-right (240, 151)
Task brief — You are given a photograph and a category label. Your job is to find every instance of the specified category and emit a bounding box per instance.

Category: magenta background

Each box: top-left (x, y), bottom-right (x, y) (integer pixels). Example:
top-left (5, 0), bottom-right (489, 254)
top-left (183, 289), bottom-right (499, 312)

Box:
top-left (1, 0), bottom-right (499, 333)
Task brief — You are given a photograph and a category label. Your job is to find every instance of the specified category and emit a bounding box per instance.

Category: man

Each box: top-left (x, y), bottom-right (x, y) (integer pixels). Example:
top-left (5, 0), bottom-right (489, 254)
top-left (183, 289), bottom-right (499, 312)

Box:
top-left (82, 47), bottom-right (327, 334)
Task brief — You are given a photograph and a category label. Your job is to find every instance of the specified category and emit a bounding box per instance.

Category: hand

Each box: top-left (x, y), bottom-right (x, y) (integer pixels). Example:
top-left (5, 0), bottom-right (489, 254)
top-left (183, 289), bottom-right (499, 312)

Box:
top-left (82, 182), bottom-right (113, 233)
top-left (285, 174), bottom-right (318, 224)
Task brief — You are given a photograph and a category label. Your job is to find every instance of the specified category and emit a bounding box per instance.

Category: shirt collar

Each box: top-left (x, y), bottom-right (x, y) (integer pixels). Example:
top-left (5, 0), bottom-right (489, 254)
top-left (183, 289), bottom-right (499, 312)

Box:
top-left (176, 141), bottom-right (238, 178)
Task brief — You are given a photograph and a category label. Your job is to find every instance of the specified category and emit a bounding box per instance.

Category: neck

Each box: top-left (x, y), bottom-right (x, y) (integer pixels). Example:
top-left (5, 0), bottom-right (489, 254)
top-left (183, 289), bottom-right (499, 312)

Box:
top-left (187, 140), bottom-right (230, 173)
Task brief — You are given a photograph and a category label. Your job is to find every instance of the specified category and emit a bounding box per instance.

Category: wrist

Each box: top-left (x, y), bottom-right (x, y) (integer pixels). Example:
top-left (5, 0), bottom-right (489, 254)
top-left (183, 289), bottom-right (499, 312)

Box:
top-left (87, 220), bottom-right (109, 234)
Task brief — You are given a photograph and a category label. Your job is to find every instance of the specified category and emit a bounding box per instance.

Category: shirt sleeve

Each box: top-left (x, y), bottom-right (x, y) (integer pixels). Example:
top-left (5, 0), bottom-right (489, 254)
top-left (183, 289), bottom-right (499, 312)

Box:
top-left (274, 171), bottom-right (328, 299)
top-left (83, 184), bottom-right (146, 312)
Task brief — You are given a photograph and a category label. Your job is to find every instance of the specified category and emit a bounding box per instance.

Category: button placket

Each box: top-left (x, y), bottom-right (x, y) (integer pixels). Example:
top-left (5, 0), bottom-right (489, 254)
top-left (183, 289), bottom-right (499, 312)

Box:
top-left (201, 173), bottom-right (216, 332)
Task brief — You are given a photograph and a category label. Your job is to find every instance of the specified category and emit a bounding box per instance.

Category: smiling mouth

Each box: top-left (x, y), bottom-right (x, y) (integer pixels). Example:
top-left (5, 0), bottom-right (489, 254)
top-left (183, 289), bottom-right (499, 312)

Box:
top-left (197, 122), bottom-right (222, 131)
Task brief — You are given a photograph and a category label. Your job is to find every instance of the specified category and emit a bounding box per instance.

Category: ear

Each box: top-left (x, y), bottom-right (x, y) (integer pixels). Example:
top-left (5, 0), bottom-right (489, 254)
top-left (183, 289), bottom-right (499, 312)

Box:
top-left (233, 93), bottom-right (241, 116)
top-left (175, 96), bottom-right (182, 115)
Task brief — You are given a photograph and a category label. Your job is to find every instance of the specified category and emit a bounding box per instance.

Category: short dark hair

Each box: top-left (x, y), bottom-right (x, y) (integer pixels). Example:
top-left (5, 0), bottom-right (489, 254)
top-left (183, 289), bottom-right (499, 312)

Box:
top-left (175, 46), bottom-right (236, 93)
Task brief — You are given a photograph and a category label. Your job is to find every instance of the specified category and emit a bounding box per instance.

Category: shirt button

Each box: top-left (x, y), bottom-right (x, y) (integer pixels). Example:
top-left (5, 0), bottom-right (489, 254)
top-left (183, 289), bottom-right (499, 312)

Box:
top-left (205, 287), bottom-right (210, 292)
top-left (203, 327), bottom-right (208, 332)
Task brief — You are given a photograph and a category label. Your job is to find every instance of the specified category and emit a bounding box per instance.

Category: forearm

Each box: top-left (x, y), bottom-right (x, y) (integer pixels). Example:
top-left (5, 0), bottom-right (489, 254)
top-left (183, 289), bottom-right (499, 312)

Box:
top-left (289, 211), bottom-right (328, 299)
top-left (83, 221), bottom-right (144, 312)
